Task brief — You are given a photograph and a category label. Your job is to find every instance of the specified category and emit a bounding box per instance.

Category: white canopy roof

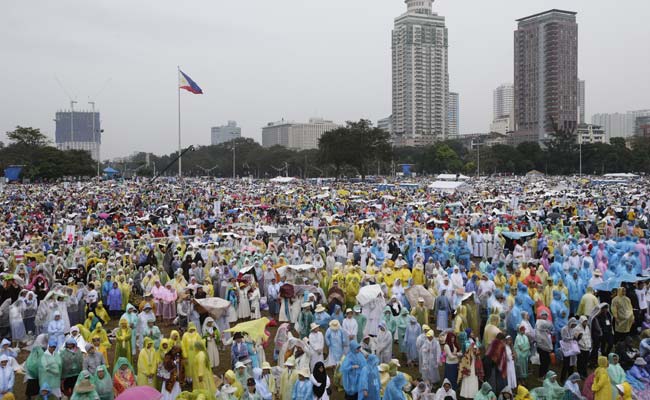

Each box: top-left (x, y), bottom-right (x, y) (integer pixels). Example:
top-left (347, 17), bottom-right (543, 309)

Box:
top-left (428, 180), bottom-right (467, 192)
top-left (437, 173), bottom-right (470, 181)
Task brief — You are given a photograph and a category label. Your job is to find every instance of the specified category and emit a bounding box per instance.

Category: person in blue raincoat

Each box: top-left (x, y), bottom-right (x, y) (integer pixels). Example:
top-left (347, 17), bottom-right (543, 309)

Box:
top-left (314, 304), bottom-right (331, 329)
top-left (291, 369), bottom-right (313, 400)
top-left (340, 340), bottom-right (367, 399)
top-left (403, 316), bottom-right (422, 366)
top-left (506, 297), bottom-right (523, 339)
top-left (550, 291), bottom-right (568, 336)
top-left (383, 373), bottom-right (408, 400)
top-left (325, 320), bottom-right (347, 367)
top-left (565, 270), bottom-right (584, 315)
top-left (358, 354), bottom-right (381, 400)
top-left (515, 283), bottom-right (535, 323)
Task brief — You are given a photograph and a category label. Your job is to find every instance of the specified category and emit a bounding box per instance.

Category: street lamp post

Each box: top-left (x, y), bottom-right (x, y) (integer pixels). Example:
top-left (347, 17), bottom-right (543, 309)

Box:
top-left (88, 101), bottom-right (100, 177)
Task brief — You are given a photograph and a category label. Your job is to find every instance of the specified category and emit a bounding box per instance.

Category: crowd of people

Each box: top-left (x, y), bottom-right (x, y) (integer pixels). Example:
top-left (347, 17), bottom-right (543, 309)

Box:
top-left (0, 175), bottom-right (649, 400)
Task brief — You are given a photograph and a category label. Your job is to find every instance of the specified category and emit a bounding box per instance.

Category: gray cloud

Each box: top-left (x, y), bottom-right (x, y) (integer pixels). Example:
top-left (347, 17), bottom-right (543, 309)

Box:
top-left (1, 0), bottom-right (648, 159)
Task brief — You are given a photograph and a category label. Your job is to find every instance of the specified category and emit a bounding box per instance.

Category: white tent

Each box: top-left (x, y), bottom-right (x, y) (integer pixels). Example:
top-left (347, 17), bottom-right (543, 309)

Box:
top-left (428, 180), bottom-right (467, 193)
top-left (269, 176), bottom-right (296, 183)
top-left (603, 173), bottom-right (638, 178)
top-left (437, 173), bottom-right (470, 181)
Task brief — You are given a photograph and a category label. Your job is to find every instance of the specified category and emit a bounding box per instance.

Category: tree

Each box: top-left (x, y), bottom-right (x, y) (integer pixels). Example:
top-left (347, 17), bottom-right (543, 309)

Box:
top-left (318, 119), bottom-right (391, 180)
top-left (545, 117), bottom-right (578, 174)
top-left (6, 126), bottom-right (50, 147)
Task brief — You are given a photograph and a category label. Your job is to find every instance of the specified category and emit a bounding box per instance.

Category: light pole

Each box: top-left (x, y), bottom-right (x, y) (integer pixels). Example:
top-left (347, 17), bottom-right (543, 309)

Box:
top-left (70, 100), bottom-right (77, 150)
top-left (232, 138), bottom-right (236, 179)
top-left (472, 138), bottom-right (484, 177)
top-left (579, 135), bottom-right (582, 177)
top-left (88, 101), bottom-right (100, 177)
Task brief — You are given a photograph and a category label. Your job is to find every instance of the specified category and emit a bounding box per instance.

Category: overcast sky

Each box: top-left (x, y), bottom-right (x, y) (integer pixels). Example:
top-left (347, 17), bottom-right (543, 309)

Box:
top-left (1, 0), bottom-right (648, 159)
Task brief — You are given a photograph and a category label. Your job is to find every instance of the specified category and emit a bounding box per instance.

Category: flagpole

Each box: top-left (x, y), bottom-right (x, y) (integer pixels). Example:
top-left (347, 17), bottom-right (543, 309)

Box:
top-left (177, 66), bottom-right (182, 177)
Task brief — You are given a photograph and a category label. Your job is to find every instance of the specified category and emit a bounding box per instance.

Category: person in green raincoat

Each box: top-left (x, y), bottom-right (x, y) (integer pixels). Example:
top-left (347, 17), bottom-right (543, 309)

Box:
top-left (542, 371), bottom-right (566, 400)
top-left (353, 305), bottom-right (367, 343)
top-left (474, 382), bottom-right (497, 400)
top-left (70, 370), bottom-right (100, 400)
top-left (383, 306), bottom-right (397, 338)
top-left (396, 308), bottom-right (409, 355)
top-left (24, 338), bottom-right (45, 399)
top-left (92, 365), bottom-right (114, 400)
top-left (39, 338), bottom-right (62, 398)
top-left (513, 324), bottom-right (530, 380)
top-left (607, 353), bottom-right (626, 395)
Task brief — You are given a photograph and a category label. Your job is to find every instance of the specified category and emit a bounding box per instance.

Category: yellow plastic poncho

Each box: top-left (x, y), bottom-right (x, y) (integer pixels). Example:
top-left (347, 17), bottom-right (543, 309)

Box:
top-left (611, 288), bottom-right (634, 333)
top-left (591, 356), bottom-right (612, 400)
top-left (136, 338), bottom-right (159, 387)
top-left (115, 318), bottom-right (132, 365)
top-left (192, 341), bottom-right (216, 398)
top-left (92, 322), bottom-right (111, 348)
top-left (94, 301), bottom-right (110, 323)
top-left (182, 323), bottom-right (202, 379)
top-left (224, 370), bottom-right (244, 398)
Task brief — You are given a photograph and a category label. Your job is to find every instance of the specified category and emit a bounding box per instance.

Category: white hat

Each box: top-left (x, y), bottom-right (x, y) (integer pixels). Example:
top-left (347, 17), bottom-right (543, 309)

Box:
top-left (310, 323), bottom-right (320, 331)
top-left (298, 369), bottom-right (310, 378)
top-left (234, 361), bottom-right (246, 369)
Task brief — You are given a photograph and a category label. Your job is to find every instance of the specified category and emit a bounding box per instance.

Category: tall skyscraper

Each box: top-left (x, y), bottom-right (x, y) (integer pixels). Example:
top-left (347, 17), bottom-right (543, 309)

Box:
top-left (491, 84), bottom-right (514, 134)
top-left (211, 121), bottom-right (241, 145)
top-left (514, 9), bottom-right (578, 143)
top-left (392, 0), bottom-right (449, 147)
top-left (55, 110), bottom-right (101, 160)
top-left (448, 92), bottom-right (459, 136)
top-left (493, 84), bottom-right (514, 121)
top-left (578, 80), bottom-right (585, 124)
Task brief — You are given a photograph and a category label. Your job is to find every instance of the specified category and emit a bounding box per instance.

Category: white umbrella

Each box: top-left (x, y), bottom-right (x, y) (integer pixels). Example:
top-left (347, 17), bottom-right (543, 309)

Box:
top-left (356, 284), bottom-right (383, 306)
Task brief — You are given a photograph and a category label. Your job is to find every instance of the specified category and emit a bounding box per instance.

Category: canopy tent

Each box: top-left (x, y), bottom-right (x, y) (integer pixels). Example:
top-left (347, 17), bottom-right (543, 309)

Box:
top-left (427, 181), bottom-right (467, 193)
top-left (437, 173), bottom-right (470, 181)
top-left (526, 170), bottom-right (544, 176)
top-left (269, 176), bottom-right (296, 183)
top-left (603, 173), bottom-right (638, 178)
top-left (103, 167), bottom-right (119, 179)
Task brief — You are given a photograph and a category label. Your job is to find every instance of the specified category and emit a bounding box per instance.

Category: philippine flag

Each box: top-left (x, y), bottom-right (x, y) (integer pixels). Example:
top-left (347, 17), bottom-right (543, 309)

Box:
top-left (179, 70), bottom-right (203, 94)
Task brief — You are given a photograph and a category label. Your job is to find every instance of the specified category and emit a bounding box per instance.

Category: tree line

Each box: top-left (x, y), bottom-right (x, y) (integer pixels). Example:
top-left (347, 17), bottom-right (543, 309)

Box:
top-left (6, 121), bottom-right (650, 181)
top-left (1, 126), bottom-right (95, 181)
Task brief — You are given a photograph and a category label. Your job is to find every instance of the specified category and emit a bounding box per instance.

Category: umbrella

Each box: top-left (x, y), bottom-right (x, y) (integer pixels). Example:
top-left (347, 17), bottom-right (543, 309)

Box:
top-left (225, 317), bottom-right (270, 341)
top-left (356, 284), bottom-right (383, 306)
top-left (115, 386), bottom-right (162, 400)
top-left (593, 278), bottom-right (623, 292)
top-left (194, 297), bottom-right (231, 320)
top-left (405, 285), bottom-right (434, 309)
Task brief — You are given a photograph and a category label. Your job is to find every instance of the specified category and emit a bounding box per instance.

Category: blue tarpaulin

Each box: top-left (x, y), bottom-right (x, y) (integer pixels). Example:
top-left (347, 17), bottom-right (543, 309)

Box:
top-left (3, 166), bottom-right (23, 182)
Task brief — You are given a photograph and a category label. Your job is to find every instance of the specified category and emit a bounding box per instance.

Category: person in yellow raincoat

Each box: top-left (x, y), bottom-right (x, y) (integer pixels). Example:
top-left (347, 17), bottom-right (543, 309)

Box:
top-left (118, 276), bottom-right (131, 310)
top-left (90, 335), bottom-right (109, 368)
top-left (94, 301), bottom-right (110, 324)
top-left (169, 330), bottom-right (182, 348)
top-left (115, 318), bottom-right (132, 365)
top-left (279, 356), bottom-right (298, 400)
top-left (494, 270), bottom-right (506, 292)
top-left (182, 323), bottom-right (202, 381)
top-left (345, 269), bottom-right (362, 309)
top-left (91, 322), bottom-right (110, 349)
top-left (411, 264), bottom-right (425, 286)
top-left (397, 264), bottom-right (412, 286)
top-left (192, 341), bottom-right (216, 397)
top-left (542, 277), bottom-right (555, 307)
top-left (137, 337), bottom-right (158, 387)
top-left (615, 381), bottom-right (633, 400)
top-left (591, 356), bottom-right (612, 400)
top-left (224, 369), bottom-right (243, 398)
top-left (454, 305), bottom-right (468, 334)
top-left (514, 385), bottom-right (533, 400)
top-left (611, 287), bottom-right (634, 340)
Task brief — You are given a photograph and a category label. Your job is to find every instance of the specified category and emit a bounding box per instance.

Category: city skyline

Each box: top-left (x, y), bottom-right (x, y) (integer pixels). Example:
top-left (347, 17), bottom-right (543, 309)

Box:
top-left (1, 1), bottom-right (648, 158)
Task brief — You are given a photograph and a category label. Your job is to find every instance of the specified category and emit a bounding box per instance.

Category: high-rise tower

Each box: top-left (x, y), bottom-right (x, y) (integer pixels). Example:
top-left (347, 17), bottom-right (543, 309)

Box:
top-left (392, 0), bottom-right (449, 146)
